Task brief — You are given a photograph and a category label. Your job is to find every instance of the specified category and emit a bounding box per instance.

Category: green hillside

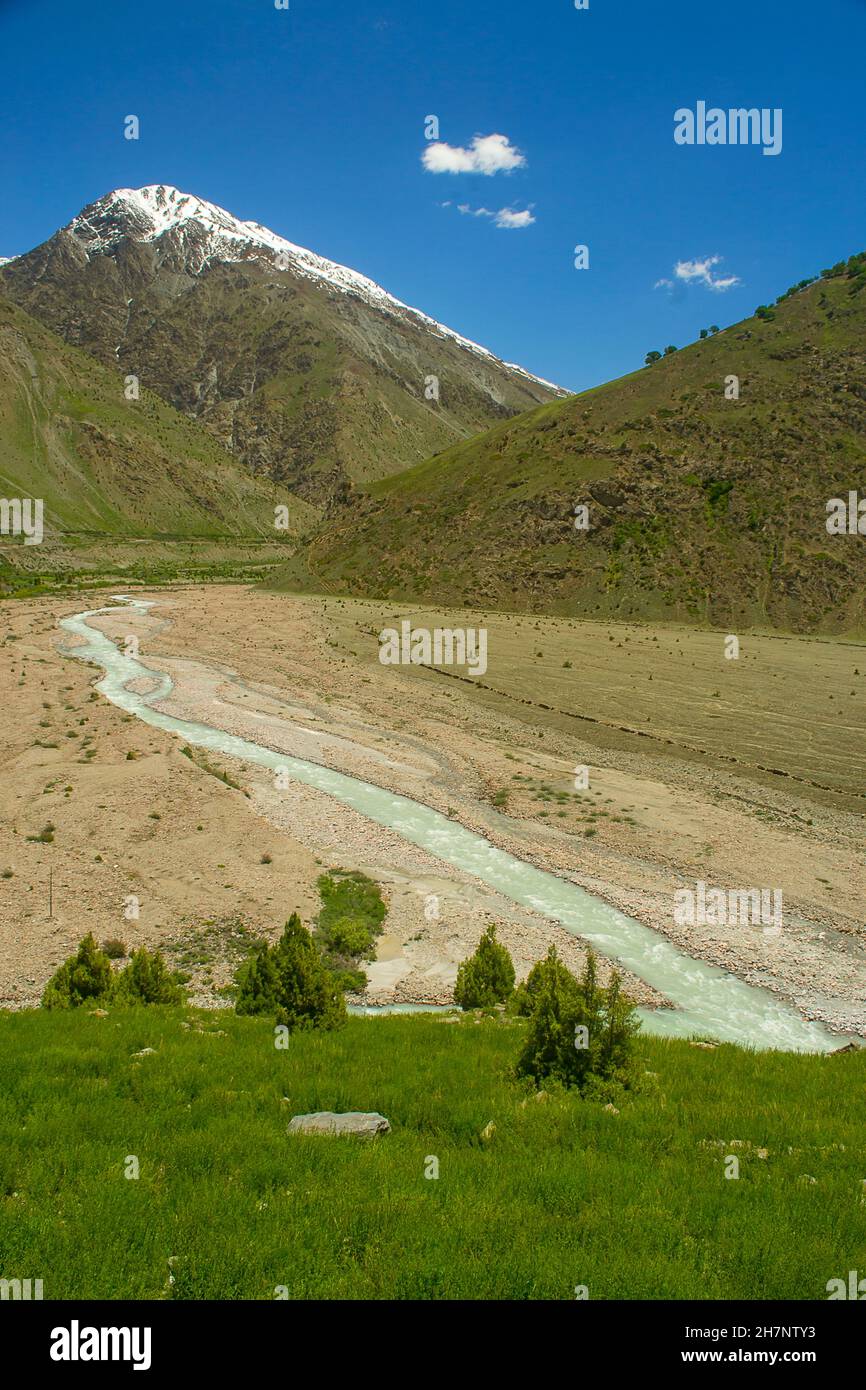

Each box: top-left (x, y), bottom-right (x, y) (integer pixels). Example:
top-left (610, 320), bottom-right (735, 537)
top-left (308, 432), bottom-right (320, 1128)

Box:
top-left (279, 257), bottom-right (866, 633)
top-left (0, 1005), bottom-right (863, 1299)
top-left (0, 293), bottom-right (312, 540)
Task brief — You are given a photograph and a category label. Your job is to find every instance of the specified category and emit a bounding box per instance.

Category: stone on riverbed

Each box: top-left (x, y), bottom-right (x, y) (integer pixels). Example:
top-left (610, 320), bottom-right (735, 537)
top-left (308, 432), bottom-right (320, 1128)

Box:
top-left (287, 1111), bottom-right (391, 1139)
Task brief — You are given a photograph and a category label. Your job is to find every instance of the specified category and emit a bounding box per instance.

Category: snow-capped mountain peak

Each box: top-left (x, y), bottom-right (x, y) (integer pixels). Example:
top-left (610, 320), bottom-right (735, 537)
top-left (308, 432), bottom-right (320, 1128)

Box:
top-left (62, 185), bottom-right (564, 393)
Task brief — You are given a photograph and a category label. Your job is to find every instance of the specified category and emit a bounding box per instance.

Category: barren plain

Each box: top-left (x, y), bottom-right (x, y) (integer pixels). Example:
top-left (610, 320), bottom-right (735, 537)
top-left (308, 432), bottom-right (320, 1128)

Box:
top-left (1, 585), bottom-right (863, 1035)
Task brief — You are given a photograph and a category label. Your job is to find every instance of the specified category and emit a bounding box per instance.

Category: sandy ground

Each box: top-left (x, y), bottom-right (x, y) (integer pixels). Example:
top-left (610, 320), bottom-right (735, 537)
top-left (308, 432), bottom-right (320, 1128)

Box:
top-left (1, 585), bottom-right (863, 1035)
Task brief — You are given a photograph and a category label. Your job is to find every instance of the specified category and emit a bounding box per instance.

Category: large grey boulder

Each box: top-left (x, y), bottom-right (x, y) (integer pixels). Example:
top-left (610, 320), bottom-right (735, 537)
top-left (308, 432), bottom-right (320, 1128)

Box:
top-left (287, 1111), bottom-right (391, 1139)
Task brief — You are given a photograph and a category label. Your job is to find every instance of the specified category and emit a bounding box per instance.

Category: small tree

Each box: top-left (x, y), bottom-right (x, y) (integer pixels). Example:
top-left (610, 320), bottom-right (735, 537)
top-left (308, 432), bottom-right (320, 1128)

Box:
top-left (454, 924), bottom-right (515, 1009)
top-left (42, 933), bottom-right (113, 1010)
top-left (235, 914), bottom-right (347, 1030)
top-left (644, 350), bottom-right (662, 365)
top-left (516, 945), bottom-right (639, 1092)
top-left (663, 344), bottom-right (678, 355)
top-left (515, 946), bottom-right (579, 1082)
top-left (699, 328), bottom-right (708, 339)
top-left (513, 947), bottom-right (581, 1016)
top-left (235, 940), bottom-right (281, 1016)
top-left (599, 969), bottom-right (640, 1077)
top-left (274, 913), bottom-right (346, 1032)
top-left (709, 325), bottom-right (720, 334)
top-left (115, 947), bottom-right (185, 1005)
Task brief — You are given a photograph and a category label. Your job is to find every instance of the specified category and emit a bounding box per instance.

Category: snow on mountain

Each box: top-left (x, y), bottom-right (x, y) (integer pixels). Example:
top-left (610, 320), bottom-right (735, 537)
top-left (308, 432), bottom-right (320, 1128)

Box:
top-left (0, 256), bottom-right (17, 267)
top-left (63, 185), bottom-right (565, 394)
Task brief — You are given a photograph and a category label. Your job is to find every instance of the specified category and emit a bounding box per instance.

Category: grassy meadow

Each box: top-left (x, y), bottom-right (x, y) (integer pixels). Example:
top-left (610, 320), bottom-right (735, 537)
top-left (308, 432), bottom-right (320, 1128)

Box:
top-left (1, 1007), bottom-right (864, 1300)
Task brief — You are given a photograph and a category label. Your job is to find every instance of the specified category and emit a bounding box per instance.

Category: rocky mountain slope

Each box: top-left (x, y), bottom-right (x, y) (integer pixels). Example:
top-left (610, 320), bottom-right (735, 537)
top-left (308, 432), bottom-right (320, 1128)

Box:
top-left (276, 257), bottom-right (866, 632)
top-left (0, 291), bottom-right (309, 541)
top-left (1, 186), bottom-right (565, 507)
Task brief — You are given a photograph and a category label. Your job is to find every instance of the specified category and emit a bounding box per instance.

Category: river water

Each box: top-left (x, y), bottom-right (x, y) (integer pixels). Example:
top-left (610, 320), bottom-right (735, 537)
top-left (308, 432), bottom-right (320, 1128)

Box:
top-left (58, 597), bottom-right (839, 1053)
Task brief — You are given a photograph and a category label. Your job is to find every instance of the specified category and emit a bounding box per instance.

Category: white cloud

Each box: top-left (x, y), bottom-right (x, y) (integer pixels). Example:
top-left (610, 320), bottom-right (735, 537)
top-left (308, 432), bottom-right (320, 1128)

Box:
top-left (455, 203), bottom-right (535, 229)
top-left (422, 132), bottom-right (526, 175)
top-left (494, 208), bottom-right (535, 229)
top-left (670, 255), bottom-right (741, 292)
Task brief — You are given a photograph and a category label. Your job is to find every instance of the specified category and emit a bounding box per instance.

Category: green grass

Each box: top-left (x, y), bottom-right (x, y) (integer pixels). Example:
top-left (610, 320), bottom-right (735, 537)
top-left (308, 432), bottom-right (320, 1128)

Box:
top-left (0, 1007), bottom-right (864, 1300)
top-left (314, 868), bottom-right (388, 988)
top-left (179, 745), bottom-right (247, 793)
top-left (0, 551), bottom-right (299, 600)
top-left (0, 294), bottom-right (316, 561)
top-left (315, 869), bottom-right (386, 945)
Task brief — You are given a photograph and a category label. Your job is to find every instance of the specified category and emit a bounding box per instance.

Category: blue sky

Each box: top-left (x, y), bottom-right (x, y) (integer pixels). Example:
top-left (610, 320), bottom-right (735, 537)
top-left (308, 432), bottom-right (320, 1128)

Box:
top-left (1, 0), bottom-right (864, 392)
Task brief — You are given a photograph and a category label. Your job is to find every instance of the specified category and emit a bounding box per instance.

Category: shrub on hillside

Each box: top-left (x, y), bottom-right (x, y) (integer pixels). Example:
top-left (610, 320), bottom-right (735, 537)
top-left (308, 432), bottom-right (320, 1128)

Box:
top-left (325, 916), bottom-right (376, 959)
top-left (314, 870), bottom-right (387, 993)
top-left (235, 913), bottom-right (347, 1032)
top-left (512, 947), bottom-right (582, 1017)
top-left (115, 947), bottom-right (185, 1005)
top-left (235, 940), bottom-right (281, 1016)
top-left (318, 871), bottom-right (385, 931)
top-left (316, 871), bottom-right (385, 953)
top-left (43, 936), bottom-right (184, 1009)
top-left (273, 914), bottom-right (347, 1032)
top-left (42, 933), bottom-right (112, 1010)
top-left (516, 945), bottom-right (640, 1092)
top-left (454, 924), bottom-right (515, 1009)
top-left (326, 965), bottom-right (368, 993)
